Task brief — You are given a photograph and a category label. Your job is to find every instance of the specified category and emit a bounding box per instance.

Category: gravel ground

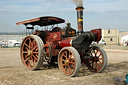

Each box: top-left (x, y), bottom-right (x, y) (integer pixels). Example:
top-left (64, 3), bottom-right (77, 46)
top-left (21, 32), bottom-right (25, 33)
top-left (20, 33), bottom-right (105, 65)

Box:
top-left (0, 48), bottom-right (128, 85)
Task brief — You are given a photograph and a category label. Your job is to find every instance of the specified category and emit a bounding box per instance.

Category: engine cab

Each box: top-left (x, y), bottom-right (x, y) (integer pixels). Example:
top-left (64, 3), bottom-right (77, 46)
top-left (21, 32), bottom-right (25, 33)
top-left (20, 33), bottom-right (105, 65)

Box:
top-left (61, 22), bottom-right (76, 37)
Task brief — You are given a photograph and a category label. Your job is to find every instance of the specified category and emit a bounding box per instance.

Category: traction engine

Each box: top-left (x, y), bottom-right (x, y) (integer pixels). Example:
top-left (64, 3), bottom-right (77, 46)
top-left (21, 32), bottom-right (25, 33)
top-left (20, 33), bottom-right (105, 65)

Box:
top-left (16, 6), bottom-right (107, 77)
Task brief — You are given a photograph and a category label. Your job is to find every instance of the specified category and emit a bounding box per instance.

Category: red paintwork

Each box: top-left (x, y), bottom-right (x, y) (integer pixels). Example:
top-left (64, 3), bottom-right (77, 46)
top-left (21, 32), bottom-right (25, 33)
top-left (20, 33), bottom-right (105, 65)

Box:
top-left (50, 32), bottom-right (61, 41)
top-left (91, 29), bottom-right (102, 42)
top-left (43, 32), bottom-right (62, 56)
top-left (59, 37), bottom-right (73, 48)
top-left (44, 32), bottom-right (50, 43)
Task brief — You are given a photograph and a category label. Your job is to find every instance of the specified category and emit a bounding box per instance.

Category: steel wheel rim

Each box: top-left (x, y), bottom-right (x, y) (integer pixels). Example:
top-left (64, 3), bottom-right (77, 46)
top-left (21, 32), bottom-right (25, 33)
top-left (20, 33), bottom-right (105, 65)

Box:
top-left (21, 36), bottom-right (39, 69)
top-left (87, 48), bottom-right (104, 72)
top-left (60, 50), bottom-right (76, 76)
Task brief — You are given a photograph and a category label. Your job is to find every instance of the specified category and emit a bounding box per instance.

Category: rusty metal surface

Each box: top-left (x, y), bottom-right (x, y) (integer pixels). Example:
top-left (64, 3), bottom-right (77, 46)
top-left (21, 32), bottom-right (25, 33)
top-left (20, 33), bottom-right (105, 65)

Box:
top-left (16, 16), bottom-right (65, 26)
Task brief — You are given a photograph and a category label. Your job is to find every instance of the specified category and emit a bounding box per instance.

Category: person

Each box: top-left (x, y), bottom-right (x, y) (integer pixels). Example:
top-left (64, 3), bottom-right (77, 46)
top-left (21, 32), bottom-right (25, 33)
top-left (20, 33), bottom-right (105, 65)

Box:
top-left (126, 74), bottom-right (128, 85)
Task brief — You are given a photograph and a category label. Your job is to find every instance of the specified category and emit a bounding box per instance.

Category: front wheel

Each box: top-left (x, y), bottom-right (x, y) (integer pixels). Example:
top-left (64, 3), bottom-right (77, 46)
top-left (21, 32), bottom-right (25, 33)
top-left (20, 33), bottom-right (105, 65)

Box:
top-left (58, 47), bottom-right (81, 77)
top-left (85, 46), bottom-right (107, 72)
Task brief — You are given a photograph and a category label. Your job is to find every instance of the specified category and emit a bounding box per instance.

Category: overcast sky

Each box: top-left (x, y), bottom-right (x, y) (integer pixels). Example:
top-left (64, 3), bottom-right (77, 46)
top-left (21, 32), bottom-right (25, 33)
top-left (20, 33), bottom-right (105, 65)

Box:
top-left (0, 0), bottom-right (128, 33)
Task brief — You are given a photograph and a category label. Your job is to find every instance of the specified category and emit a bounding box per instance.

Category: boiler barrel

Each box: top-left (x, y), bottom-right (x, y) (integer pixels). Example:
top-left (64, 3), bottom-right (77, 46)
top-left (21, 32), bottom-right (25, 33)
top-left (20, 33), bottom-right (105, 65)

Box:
top-left (59, 37), bottom-right (73, 48)
top-left (59, 32), bottom-right (95, 50)
top-left (59, 32), bottom-right (96, 50)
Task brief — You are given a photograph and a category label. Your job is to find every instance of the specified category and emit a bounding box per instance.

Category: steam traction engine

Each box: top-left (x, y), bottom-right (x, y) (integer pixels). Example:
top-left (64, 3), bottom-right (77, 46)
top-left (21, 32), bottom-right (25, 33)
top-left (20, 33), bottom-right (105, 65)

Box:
top-left (16, 7), bottom-right (107, 77)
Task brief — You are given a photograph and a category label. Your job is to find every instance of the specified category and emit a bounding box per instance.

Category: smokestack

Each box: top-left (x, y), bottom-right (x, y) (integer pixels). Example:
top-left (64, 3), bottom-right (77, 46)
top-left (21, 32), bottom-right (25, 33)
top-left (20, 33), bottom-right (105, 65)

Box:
top-left (76, 6), bottom-right (84, 34)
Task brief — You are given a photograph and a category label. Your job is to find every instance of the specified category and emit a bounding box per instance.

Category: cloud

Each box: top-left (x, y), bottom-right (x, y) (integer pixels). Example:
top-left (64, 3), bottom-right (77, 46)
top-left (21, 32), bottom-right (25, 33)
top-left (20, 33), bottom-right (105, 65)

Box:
top-left (0, 8), bottom-right (4, 12)
top-left (83, 0), bottom-right (128, 12)
top-left (0, 0), bottom-right (128, 32)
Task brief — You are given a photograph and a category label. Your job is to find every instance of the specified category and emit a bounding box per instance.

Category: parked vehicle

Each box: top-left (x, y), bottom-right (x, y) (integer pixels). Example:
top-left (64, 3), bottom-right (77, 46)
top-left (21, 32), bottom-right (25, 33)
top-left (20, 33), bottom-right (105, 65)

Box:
top-left (8, 40), bottom-right (21, 47)
top-left (92, 39), bottom-right (106, 47)
top-left (99, 39), bottom-right (106, 45)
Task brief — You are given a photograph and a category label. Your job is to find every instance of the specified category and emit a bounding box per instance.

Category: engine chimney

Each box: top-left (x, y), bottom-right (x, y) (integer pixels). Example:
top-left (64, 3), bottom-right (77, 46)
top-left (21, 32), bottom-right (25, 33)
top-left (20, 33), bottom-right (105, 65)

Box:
top-left (76, 7), bottom-right (84, 34)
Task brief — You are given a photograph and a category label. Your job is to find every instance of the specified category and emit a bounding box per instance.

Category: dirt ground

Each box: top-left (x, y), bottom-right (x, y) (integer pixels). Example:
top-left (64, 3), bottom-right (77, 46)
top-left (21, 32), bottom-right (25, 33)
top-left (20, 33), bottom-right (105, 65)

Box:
top-left (0, 47), bottom-right (128, 85)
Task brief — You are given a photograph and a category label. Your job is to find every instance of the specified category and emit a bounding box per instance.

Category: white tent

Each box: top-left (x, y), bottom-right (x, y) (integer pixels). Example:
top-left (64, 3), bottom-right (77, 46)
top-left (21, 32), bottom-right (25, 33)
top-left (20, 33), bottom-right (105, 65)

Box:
top-left (121, 35), bottom-right (128, 46)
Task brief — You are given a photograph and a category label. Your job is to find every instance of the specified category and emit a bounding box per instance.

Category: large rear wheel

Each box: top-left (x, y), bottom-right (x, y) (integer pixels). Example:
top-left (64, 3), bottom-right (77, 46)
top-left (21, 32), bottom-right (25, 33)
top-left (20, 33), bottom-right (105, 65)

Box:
top-left (58, 47), bottom-right (81, 77)
top-left (85, 46), bottom-right (107, 72)
top-left (20, 35), bottom-right (44, 70)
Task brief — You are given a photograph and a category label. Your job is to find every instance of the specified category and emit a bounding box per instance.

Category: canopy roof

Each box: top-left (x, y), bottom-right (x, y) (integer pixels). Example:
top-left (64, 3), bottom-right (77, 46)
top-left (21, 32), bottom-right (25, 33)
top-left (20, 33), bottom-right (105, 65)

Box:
top-left (16, 16), bottom-right (65, 27)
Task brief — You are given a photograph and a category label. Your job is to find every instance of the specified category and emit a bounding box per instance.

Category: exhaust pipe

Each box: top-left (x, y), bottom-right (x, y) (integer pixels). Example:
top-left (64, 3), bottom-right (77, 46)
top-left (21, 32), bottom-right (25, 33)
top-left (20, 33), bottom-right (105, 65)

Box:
top-left (76, 7), bottom-right (84, 34)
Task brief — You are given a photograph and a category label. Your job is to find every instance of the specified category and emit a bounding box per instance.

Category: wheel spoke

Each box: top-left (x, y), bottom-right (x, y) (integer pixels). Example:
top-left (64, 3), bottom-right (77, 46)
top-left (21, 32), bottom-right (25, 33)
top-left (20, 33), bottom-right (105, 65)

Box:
top-left (24, 54), bottom-right (29, 58)
top-left (30, 55), bottom-right (34, 64)
top-left (96, 63), bottom-right (101, 68)
top-left (32, 45), bottom-right (38, 51)
top-left (96, 63), bottom-right (101, 70)
top-left (27, 61), bottom-right (30, 66)
top-left (99, 58), bottom-right (103, 60)
top-left (62, 58), bottom-right (65, 61)
top-left (69, 51), bottom-right (71, 56)
top-left (32, 40), bottom-right (36, 46)
top-left (63, 65), bottom-right (66, 70)
top-left (33, 52), bottom-right (38, 54)
top-left (62, 64), bottom-right (67, 72)
top-left (62, 54), bottom-right (67, 59)
top-left (95, 50), bottom-right (98, 56)
top-left (98, 53), bottom-right (101, 57)
top-left (62, 63), bottom-right (66, 67)
top-left (24, 42), bottom-right (30, 49)
top-left (29, 38), bottom-right (32, 49)
top-left (35, 47), bottom-right (38, 52)
top-left (33, 55), bottom-right (38, 61)
top-left (93, 50), bottom-right (95, 55)
top-left (63, 51), bottom-right (67, 58)
top-left (70, 63), bottom-right (75, 69)
top-left (29, 58), bottom-right (32, 65)
top-left (69, 62), bottom-right (75, 65)
top-left (25, 57), bottom-right (30, 62)
top-left (69, 54), bottom-right (72, 60)
top-left (95, 62), bottom-right (97, 69)
top-left (71, 59), bottom-right (74, 62)
top-left (26, 47), bottom-right (29, 50)
top-left (23, 51), bottom-right (28, 54)
top-left (67, 65), bottom-right (70, 73)
top-left (35, 54), bottom-right (38, 58)
top-left (98, 60), bottom-right (103, 65)
top-left (72, 64), bottom-right (75, 69)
